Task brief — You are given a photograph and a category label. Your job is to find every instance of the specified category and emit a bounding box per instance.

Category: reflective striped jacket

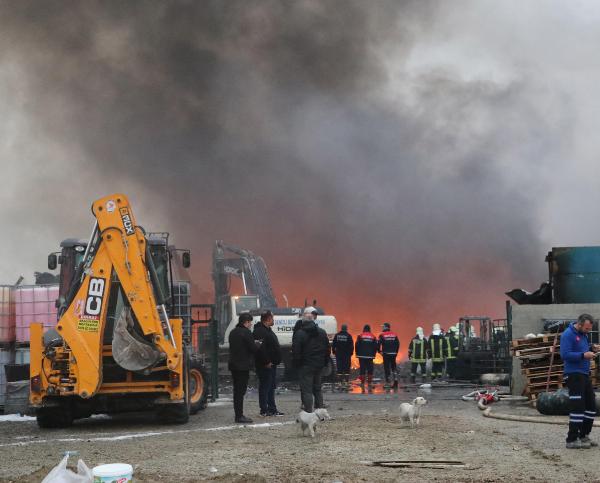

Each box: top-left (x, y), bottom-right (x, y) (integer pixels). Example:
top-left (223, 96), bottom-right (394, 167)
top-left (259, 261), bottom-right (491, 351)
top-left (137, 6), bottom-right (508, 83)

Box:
top-left (428, 334), bottom-right (445, 362)
top-left (408, 337), bottom-right (428, 362)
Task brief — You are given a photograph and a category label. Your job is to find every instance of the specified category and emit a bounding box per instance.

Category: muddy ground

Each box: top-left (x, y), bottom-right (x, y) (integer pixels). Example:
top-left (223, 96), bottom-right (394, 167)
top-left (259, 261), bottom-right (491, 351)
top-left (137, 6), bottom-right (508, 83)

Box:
top-left (0, 382), bottom-right (598, 482)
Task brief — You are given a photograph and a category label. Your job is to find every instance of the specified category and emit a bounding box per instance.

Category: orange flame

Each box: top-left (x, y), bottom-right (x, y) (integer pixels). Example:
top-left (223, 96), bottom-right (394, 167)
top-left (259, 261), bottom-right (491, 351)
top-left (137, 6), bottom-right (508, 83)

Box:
top-left (350, 352), bottom-right (404, 369)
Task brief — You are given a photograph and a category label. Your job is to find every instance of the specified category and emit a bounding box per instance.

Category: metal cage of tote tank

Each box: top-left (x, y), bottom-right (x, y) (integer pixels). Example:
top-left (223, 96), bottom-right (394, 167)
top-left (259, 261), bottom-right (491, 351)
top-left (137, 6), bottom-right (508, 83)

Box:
top-left (0, 348), bottom-right (14, 408)
top-left (14, 284), bottom-right (59, 344)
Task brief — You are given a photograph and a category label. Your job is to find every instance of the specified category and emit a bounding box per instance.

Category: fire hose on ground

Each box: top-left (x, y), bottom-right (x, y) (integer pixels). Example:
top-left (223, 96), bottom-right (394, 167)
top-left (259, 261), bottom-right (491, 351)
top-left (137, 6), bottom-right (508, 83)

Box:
top-left (482, 407), bottom-right (600, 426)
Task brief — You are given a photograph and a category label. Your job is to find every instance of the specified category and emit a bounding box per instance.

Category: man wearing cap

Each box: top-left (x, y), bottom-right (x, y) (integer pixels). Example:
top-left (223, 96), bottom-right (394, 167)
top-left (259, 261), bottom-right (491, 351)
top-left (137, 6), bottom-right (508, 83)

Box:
top-left (292, 307), bottom-right (331, 412)
top-left (444, 326), bottom-right (460, 379)
top-left (253, 310), bottom-right (284, 417)
top-left (378, 323), bottom-right (400, 388)
top-left (429, 324), bottom-right (445, 381)
top-left (332, 324), bottom-right (354, 389)
top-left (408, 327), bottom-right (428, 383)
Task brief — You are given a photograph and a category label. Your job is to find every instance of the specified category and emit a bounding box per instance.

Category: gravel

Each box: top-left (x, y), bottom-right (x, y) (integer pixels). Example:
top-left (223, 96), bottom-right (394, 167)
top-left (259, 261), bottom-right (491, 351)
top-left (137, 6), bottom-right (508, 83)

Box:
top-left (0, 384), bottom-right (597, 482)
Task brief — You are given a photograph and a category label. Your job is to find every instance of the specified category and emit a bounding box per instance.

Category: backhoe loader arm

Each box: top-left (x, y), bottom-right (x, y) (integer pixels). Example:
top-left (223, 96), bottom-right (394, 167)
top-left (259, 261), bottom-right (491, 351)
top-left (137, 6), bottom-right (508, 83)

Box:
top-left (50, 194), bottom-right (181, 398)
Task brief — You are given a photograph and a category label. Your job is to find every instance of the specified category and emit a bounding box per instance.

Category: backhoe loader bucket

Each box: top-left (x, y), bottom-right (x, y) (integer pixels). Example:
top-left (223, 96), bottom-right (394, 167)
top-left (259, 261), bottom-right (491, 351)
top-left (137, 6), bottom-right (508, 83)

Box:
top-left (112, 307), bottom-right (162, 372)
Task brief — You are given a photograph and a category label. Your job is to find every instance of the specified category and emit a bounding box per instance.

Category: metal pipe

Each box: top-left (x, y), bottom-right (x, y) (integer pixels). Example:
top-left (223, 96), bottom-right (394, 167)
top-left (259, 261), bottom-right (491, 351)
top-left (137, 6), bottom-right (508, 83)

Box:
top-left (81, 220), bottom-right (98, 271)
top-left (160, 303), bottom-right (176, 350)
top-left (241, 271), bottom-right (247, 295)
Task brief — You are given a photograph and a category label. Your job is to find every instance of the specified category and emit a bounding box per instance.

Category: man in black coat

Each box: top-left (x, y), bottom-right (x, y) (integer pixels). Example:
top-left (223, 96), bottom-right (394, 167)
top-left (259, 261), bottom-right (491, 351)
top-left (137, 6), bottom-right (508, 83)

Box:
top-left (378, 322), bottom-right (400, 388)
top-left (332, 324), bottom-right (354, 389)
top-left (253, 310), bottom-right (284, 417)
top-left (292, 307), bottom-right (331, 412)
top-left (229, 313), bottom-right (260, 423)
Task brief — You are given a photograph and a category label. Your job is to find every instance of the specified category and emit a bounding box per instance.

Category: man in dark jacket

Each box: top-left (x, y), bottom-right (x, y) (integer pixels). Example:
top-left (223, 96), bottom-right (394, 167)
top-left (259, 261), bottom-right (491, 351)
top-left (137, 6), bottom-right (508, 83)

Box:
top-left (332, 324), bottom-right (354, 389)
top-left (253, 310), bottom-right (284, 417)
top-left (292, 307), bottom-right (331, 412)
top-left (378, 322), bottom-right (400, 388)
top-left (561, 313), bottom-right (599, 449)
top-left (229, 313), bottom-right (260, 423)
top-left (355, 324), bottom-right (378, 388)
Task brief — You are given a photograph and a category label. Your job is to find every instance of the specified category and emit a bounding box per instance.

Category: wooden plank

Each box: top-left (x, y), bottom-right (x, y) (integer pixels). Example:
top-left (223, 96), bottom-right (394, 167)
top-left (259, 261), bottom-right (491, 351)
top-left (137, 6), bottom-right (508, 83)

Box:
top-left (527, 374), bottom-right (564, 384)
top-left (522, 365), bottom-right (564, 375)
top-left (511, 334), bottom-right (556, 348)
top-left (527, 380), bottom-right (565, 389)
top-left (515, 346), bottom-right (559, 357)
top-left (520, 358), bottom-right (560, 369)
top-left (522, 362), bottom-right (596, 375)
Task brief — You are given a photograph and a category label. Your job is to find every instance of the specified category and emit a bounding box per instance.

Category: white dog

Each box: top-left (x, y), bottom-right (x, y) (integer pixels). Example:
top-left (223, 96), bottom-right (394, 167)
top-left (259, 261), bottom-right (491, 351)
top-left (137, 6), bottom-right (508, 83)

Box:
top-left (296, 409), bottom-right (329, 437)
top-left (399, 397), bottom-right (427, 427)
top-left (314, 408), bottom-right (331, 421)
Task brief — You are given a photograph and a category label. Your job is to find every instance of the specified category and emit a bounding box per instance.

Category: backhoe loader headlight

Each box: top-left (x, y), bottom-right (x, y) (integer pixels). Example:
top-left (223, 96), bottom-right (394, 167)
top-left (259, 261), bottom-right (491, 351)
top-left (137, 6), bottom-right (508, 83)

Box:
top-left (31, 376), bottom-right (41, 393)
top-left (170, 372), bottom-right (180, 388)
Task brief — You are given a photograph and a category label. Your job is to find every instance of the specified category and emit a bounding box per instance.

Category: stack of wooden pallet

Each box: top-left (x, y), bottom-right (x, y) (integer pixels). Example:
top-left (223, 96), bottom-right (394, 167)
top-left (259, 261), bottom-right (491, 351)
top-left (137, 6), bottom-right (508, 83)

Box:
top-left (511, 334), bottom-right (597, 401)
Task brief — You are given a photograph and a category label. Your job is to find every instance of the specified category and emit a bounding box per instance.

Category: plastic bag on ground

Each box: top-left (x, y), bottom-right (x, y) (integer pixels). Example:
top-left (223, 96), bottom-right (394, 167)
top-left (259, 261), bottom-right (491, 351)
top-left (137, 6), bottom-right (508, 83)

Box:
top-left (41, 455), bottom-right (92, 483)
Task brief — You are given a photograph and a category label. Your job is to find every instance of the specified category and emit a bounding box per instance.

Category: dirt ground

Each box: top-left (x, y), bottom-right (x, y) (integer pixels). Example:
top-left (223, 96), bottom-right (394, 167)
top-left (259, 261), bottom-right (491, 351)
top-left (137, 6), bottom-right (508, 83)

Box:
top-left (0, 382), bottom-right (599, 482)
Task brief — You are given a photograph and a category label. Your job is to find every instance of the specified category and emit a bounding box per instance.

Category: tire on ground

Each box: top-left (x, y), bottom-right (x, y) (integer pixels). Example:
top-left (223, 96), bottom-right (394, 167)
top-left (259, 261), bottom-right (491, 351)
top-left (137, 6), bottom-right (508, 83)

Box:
top-left (157, 352), bottom-right (191, 424)
top-left (189, 358), bottom-right (209, 414)
top-left (36, 400), bottom-right (74, 428)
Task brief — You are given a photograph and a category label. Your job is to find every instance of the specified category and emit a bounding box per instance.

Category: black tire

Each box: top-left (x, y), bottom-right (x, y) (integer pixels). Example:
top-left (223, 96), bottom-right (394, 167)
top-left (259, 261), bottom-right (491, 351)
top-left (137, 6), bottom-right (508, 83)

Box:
top-left (157, 401), bottom-right (189, 424)
top-left (36, 402), bottom-right (74, 429)
top-left (189, 359), bottom-right (209, 415)
top-left (157, 351), bottom-right (190, 424)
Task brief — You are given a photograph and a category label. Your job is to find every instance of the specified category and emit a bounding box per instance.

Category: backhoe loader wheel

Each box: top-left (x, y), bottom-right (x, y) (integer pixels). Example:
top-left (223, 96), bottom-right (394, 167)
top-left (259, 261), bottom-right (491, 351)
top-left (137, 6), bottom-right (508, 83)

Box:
top-left (36, 403), bottom-right (74, 429)
top-left (157, 401), bottom-right (189, 424)
top-left (189, 360), bottom-right (209, 415)
top-left (157, 354), bottom-right (190, 424)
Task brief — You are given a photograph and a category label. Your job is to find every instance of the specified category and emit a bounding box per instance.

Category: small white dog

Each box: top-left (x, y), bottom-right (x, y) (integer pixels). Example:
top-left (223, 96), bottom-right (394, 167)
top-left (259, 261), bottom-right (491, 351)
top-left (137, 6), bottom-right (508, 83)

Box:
top-left (296, 409), bottom-right (330, 437)
top-left (399, 397), bottom-right (427, 427)
top-left (314, 408), bottom-right (331, 421)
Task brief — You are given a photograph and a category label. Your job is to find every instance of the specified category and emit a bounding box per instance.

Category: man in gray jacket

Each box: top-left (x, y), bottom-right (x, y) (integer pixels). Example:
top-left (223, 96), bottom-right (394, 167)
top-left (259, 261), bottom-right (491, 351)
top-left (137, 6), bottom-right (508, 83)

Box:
top-left (292, 306), bottom-right (331, 412)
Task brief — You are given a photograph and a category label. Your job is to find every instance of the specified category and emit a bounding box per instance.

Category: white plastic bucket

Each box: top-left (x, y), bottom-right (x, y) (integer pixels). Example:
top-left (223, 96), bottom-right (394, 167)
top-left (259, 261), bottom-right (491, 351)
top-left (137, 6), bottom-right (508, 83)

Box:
top-left (92, 463), bottom-right (133, 482)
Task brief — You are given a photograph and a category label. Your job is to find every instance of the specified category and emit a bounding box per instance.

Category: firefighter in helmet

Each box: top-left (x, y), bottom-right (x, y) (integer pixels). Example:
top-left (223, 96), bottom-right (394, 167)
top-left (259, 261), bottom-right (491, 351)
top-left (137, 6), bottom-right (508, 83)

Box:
top-left (429, 323), bottom-right (445, 381)
top-left (408, 326), bottom-right (428, 383)
top-left (444, 325), bottom-right (460, 379)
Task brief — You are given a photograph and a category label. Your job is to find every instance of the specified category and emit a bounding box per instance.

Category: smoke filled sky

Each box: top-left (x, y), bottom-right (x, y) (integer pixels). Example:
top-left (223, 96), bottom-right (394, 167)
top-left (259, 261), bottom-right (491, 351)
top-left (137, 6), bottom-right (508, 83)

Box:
top-left (1, 1), bottom-right (599, 341)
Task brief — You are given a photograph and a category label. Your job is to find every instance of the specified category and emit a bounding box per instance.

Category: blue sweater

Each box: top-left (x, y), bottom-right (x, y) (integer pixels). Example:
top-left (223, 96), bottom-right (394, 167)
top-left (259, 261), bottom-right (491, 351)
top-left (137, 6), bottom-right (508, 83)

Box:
top-left (560, 323), bottom-right (591, 375)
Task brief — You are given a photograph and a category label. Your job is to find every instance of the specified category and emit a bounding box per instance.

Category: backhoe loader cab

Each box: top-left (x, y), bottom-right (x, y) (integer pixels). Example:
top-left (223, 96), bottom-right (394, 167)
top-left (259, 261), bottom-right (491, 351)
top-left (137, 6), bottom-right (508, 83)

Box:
top-left (51, 236), bottom-right (190, 323)
top-left (32, 194), bottom-right (207, 427)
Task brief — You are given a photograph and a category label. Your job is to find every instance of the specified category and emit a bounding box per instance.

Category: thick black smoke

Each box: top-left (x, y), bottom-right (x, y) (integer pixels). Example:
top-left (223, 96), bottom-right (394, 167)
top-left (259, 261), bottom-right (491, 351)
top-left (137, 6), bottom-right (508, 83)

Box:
top-left (0, 1), bottom-right (552, 335)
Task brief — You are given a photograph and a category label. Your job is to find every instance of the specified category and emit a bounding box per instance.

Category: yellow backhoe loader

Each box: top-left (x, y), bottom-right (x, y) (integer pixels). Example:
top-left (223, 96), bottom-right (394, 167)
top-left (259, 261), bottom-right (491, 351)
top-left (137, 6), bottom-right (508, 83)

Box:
top-left (29, 193), bottom-right (208, 427)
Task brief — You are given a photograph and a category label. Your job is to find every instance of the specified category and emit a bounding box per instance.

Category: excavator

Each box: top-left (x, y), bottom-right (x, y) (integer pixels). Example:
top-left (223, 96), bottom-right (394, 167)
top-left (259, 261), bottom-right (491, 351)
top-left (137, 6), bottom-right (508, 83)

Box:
top-left (212, 240), bottom-right (338, 377)
top-left (29, 193), bottom-right (208, 427)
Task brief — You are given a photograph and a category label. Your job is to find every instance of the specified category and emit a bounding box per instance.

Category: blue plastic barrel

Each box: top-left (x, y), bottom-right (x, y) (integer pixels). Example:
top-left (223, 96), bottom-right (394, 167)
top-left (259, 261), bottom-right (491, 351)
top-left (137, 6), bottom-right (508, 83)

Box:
top-left (549, 246), bottom-right (600, 303)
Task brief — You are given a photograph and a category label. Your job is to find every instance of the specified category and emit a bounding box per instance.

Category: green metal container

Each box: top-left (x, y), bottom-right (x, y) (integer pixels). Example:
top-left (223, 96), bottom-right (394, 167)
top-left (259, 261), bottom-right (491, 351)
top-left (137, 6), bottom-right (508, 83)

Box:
top-left (548, 246), bottom-right (600, 303)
